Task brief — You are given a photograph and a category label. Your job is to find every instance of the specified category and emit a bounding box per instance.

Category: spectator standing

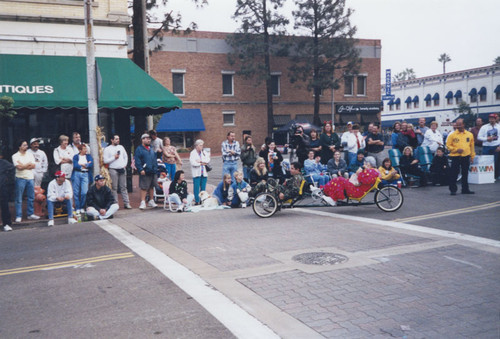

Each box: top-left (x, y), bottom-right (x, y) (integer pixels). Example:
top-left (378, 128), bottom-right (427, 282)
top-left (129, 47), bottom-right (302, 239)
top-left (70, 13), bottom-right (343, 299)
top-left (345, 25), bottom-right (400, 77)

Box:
top-left (403, 123), bottom-right (418, 149)
top-left (365, 124), bottom-right (385, 166)
top-left (53, 135), bottom-right (74, 180)
top-left (291, 125), bottom-right (310, 165)
top-left (162, 136), bottom-right (182, 180)
top-left (470, 117), bottom-right (484, 155)
top-left (134, 133), bottom-right (159, 209)
top-left (168, 170), bottom-right (194, 212)
top-left (446, 119), bottom-right (475, 195)
top-left (149, 130), bottom-right (164, 160)
top-left (346, 124), bottom-right (366, 165)
top-left (415, 118), bottom-right (429, 146)
top-left (27, 138), bottom-right (48, 187)
top-left (70, 132), bottom-right (90, 155)
top-left (190, 139), bottom-right (210, 205)
top-left (221, 131), bottom-right (241, 182)
top-left (421, 121), bottom-right (444, 153)
top-left (319, 122), bottom-right (340, 165)
top-left (308, 129), bottom-right (321, 157)
top-left (259, 140), bottom-right (283, 182)
top-left (340, 121), bottom-right (353, 152)
top-left (391, 122), bottom-right (401, 149)
top-left (477, 113), bottom-right (500, 179)
top-left (0, 148), bottom-right (15, 231)
top-left (240, 135), bottom-right (257, 183)
top-left (103, 135), bottom-right (131, 209)
top-left (46, 171), bottom-right (77, 226)
top-left (86, 174), bottom-right (119, 220)
top-left (12, 140), bottom-right (39, 222)
top-left (72, 144), bottom-right (93, 213)
top-left (362, 123), bottom-right (374, 139)
top-left (327, 150), bottom-right (348, 178)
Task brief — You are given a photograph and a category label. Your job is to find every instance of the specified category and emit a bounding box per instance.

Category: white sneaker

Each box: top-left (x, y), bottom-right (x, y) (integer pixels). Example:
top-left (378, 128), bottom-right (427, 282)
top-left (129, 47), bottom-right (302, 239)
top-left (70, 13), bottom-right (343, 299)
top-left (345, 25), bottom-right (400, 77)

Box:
top-left (3, 225), bottom-right (12, 231)
top-left (322, 196), bottom-right (337, 207)
top-left (68, 218), bottom-right (77, 224)
top-left (148, 200), bottom-right (158, 208)
top-left (241, 203), bottom-right (247, 208)
top-left (47, 220), bottom-right (54, 227)
top-left (15, 217), bottom-right (22, 223)
top-left (176, 204), bottom-right (184, 213)
top-left (124, 203), bottom-right (132, 209)
top-left (28, 214), bottom-right (40, 220)
top-left (139, 200), bottom-right (146, 210)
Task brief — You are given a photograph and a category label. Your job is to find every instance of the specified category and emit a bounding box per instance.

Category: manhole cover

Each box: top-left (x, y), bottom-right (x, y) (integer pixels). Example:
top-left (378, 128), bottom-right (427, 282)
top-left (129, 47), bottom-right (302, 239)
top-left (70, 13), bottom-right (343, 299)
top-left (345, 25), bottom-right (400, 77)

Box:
top-left (292, 252), bottom-right (348, 265)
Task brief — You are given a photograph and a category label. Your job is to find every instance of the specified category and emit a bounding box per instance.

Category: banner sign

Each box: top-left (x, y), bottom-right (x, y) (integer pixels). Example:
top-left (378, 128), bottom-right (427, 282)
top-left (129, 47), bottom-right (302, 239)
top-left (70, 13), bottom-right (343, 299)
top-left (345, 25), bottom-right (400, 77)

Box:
top-left (385, 69), bottom-right (391, 95)
top-left (336, 103), bottom-right (380, 114)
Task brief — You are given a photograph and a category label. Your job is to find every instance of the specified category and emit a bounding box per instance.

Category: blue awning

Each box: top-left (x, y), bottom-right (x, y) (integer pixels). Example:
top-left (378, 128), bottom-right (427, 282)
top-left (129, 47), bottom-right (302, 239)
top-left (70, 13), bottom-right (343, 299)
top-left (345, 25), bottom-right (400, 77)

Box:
top-left (402, 116), bottom-right (436, 125)
top-left (445, 91), bottom-right (453, 99)
top-left (424, 94), bottom-right (432, 101)
top-left (412, 95), bottom-right (419, 103)
top-left (156, 108), bottom-right (206, 132)
top-left (478, 87), bottom-right (487, 95)
top-left (454, 90), bottom-right (462, 98)
top-left (404, 96), bottom-right (412, 104)
top-left (394, 98), bottom-right (401, 105)
top-left (469, 88), bottom-right (477, 96)
top-left (381, 119), bottom-right (399, 128)
top-left (494, 85), bottom-right (500, 94)
top-left (432, 93), bottom-right (439, 100)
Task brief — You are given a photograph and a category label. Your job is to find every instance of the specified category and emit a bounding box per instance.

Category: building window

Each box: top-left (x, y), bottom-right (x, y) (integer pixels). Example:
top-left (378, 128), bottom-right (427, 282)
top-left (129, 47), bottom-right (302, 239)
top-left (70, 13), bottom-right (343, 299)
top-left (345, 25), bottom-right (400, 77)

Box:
top-left (414, 102), bottom-right (419, 108)
top-left (479, 88), bottom-right (487, 102)
top-left (433, 98), bottom-right (439, 106)
top-left (426, 101), bottom-right (431, 107)
top-left (271, 74), bottom-right (280, 96)
top-left (222, 72), bottom-right (234, 96)
top-left (389, 105), bottom-right (394, 111)
top-left (406, 102), bottom-right (411, 109)
top-left (172, 72), bottom-right (185, 95)
top-left (496, 92), bottom-right (500, 100)
top-left (223, 111), bottom-right (235, 126)
top-left (456, 97), bottom-right (462, 104)
top-left (470, 95), bottom-right (477, 103)
top-left (356, 76), bottom-right (366, 96)
top-left (344, 76), bottom-right (354, 96)
top-left (447, 97), bottom-right (453, 105)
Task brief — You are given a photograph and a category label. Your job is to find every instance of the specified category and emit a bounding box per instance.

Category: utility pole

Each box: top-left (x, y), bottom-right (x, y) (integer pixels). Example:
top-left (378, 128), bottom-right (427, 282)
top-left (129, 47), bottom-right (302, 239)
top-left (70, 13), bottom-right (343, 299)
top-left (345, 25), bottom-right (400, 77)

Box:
top-left (84, 0), bottom-right (99, 177)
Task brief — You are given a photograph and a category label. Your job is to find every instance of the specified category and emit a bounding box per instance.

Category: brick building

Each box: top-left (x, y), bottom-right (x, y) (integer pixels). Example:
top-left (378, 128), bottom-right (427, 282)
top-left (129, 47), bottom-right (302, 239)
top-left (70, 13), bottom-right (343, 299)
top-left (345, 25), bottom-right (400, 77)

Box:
top-left (145, 31), bottom-right (381, 151)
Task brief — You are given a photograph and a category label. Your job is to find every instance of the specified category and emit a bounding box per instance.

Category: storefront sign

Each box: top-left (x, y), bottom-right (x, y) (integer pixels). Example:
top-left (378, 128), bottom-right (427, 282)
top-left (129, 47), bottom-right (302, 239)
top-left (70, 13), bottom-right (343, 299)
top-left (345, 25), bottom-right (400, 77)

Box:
top-left (336, 103), bottom-right (380, 114)
top-left (0, 85), bottom-right (54, 94)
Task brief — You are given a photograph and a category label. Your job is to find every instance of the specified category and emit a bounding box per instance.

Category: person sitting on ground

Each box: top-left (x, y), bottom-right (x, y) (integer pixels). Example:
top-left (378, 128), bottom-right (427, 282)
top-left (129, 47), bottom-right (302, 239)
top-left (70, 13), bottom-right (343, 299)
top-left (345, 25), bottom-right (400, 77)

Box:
top-left (168, 170), bottom-right (194, 212)
top-left (378, 158), bottom-right (400, 186)
top-left (230, 170), bottom-right (250, 208)
top-left (348, 150), bottom-right (365, 176)
top-left (275, 162), bottom-right (304, 202)
top-left (323, 156), bottom-right (379, 202)
top-left (249, 157), bottom-right (270, 198)
top-left (46, 171), bottom-right (77, 227)
top-left (304, 151), bottom-right (329, 187)
top-left (429, 147), bottom-right (449, 186)
top-left (86, 174), bottom-right (119, 220)
top-left (400, 146), bottom-right (428, 187)
top-left (327, 150), bottom-right (348, 179)
top-left (213, 173), bottom-right (233, 206)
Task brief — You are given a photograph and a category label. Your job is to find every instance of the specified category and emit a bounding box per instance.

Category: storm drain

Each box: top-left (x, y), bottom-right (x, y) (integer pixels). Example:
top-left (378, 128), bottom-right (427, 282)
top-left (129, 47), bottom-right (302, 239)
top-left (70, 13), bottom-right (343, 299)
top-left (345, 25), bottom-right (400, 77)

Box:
top-left (292, 252), bottom-right (348, 265)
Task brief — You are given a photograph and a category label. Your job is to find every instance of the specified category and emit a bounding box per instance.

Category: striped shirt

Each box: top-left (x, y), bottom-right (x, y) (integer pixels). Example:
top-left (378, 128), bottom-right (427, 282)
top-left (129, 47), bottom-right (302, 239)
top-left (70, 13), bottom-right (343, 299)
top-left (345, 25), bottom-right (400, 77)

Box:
top-left (221, 140), bottom-right (241, 162)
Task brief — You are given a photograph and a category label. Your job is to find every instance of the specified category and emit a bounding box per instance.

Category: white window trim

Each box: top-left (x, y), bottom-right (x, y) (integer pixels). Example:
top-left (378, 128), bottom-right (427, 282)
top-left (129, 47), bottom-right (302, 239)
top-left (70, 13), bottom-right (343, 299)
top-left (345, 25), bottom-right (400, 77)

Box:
top-left (222, 110), bottom-right (235, 126)
top-left (171, 72), bottom-right (185, 96)
top-left (222, 73), bottom-right (234, 97)
top-left (171, 69), bottom-right (186, 73)
top-left (344, 76), bottom-right (354, 96)
top-left (356, 75), bottom-right (367, 97)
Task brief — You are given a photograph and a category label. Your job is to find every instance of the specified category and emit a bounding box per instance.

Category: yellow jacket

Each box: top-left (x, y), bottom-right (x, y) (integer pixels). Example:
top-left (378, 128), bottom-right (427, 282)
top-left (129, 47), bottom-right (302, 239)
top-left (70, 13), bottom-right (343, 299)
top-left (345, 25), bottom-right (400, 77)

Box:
top-left (446, 130), bottom-right (475, 160)
top-left (378, 166), bottom-right (400, 181)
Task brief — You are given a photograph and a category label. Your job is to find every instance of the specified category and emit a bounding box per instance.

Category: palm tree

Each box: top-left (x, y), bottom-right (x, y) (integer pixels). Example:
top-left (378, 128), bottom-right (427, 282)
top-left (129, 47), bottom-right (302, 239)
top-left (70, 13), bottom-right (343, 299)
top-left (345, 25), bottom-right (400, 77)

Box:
top-left (438, 53), bottom-right (451, 74)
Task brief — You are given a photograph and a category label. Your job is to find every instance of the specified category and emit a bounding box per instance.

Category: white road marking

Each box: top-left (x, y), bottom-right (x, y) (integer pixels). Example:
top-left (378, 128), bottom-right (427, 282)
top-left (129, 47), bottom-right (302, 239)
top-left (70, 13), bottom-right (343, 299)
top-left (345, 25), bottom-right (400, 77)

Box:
top-left (444, 256), bottom-right (483, 269)
top-left (293, 208), bottom-right (500, 248)
top-left (97, 220), bottom-right (280, 339)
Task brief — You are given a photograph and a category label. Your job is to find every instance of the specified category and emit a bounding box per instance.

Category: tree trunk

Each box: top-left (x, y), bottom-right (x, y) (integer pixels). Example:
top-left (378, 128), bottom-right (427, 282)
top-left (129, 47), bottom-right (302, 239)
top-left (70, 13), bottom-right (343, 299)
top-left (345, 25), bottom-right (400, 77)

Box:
top-left (263, 0), bottom-right (274, 138)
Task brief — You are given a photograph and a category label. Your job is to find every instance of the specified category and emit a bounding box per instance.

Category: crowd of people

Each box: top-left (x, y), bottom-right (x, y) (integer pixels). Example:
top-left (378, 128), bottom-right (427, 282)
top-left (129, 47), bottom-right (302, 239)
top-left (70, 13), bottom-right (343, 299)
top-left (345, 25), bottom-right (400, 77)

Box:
top-left (1, 113), bottom-right (498, 231)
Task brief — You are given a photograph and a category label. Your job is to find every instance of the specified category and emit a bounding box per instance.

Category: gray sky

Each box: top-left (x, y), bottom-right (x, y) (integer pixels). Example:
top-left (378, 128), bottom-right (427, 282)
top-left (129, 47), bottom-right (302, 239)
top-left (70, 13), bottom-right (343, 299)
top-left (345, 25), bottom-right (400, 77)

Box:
top-left (163, 0), bottom-right (500, 79)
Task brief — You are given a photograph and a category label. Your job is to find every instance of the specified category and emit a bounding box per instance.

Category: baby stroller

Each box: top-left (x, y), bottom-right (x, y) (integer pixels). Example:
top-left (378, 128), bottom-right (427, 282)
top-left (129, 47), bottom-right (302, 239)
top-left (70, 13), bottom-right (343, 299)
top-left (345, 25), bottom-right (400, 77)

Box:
top-left (153, 161), bottom-right (168, 203)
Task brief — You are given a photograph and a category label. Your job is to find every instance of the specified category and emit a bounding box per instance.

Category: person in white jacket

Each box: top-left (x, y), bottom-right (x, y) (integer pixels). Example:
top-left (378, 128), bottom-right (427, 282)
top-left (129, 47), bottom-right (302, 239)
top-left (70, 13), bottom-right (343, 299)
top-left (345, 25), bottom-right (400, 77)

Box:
top-left (190, 139), bottom-right (211, 204)
top-left (346, 124), bottom-right (366, 165)
top-left (103, 134), bottom-right (131, 209)
top-left (421, 121), bottom-right (444, 153)
top-left (477, 113), bottom-right (500, 178)
top-left (27, 138), bottom-right (48, 187)
top-left (53, 135), bottom-right (74, 179)
top-left (47, 171), bottom-right (77, 227)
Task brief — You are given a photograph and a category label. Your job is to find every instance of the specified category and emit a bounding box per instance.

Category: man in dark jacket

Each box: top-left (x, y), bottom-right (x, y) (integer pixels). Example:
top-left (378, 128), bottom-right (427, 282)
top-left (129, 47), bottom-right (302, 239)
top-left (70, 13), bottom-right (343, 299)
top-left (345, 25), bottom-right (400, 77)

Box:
top-left (0, 147), bottom-right (15, 231)
top-left (86, 174), bottom-right (119, 220)
top-left (134, 133), bottom-right (158, 210)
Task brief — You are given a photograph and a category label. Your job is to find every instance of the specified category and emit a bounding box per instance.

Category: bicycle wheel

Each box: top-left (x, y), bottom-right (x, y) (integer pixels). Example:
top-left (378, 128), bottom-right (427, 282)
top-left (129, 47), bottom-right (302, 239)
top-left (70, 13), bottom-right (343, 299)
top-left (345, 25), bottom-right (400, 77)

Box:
top-left (374, 186), bottom-right (403, 212)
top-left (252, 192), bottom-right (278, 218)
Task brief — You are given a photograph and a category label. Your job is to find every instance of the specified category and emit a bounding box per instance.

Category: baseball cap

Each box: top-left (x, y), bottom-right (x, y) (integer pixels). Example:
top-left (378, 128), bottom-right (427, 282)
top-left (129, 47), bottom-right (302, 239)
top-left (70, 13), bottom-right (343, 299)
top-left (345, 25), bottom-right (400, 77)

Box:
top-left (141, 133), bottom-right (150, 139)
top-left (347, 121), bottom-right (353, 125)
top-left (94, 174), bottom-right (105, 181)
top-left (55, 170), bottom-right (65, 178)
top-left (489, 113), bottom-right (498, 118)
top-left (30, 138), bottom-right (40, 144)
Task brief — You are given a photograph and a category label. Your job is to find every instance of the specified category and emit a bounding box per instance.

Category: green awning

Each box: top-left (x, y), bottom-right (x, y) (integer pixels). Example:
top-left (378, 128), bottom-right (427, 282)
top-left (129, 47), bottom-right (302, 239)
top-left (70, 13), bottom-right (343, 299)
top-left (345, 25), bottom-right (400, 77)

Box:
top-left (0, 54), bottom-right (182, 110)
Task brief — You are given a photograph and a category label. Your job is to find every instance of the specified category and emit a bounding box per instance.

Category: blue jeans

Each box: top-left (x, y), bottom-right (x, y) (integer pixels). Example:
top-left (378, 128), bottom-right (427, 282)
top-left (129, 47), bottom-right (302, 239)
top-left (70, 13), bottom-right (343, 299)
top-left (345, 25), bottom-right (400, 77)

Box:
top-left (243, 166), bottom-right (252, 183)
top-left (164, 163), bottom-right (177, 180)
top-left (306, 173), bottom-right (330, 186)
top-left (72, 171), bottom-right (89, 210)
top-left (47, 199), bottom-right (73, 220)
top-left (169, 193), bottom-right (194, 206)
top-left (193, 176), bottom-right (207, 203)
top-left (222, 160), bottom-right (238, 182)
top-left (15, 177), bottom-right (35, 218)
top-left (348, 152), bottom-right (357, 166)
